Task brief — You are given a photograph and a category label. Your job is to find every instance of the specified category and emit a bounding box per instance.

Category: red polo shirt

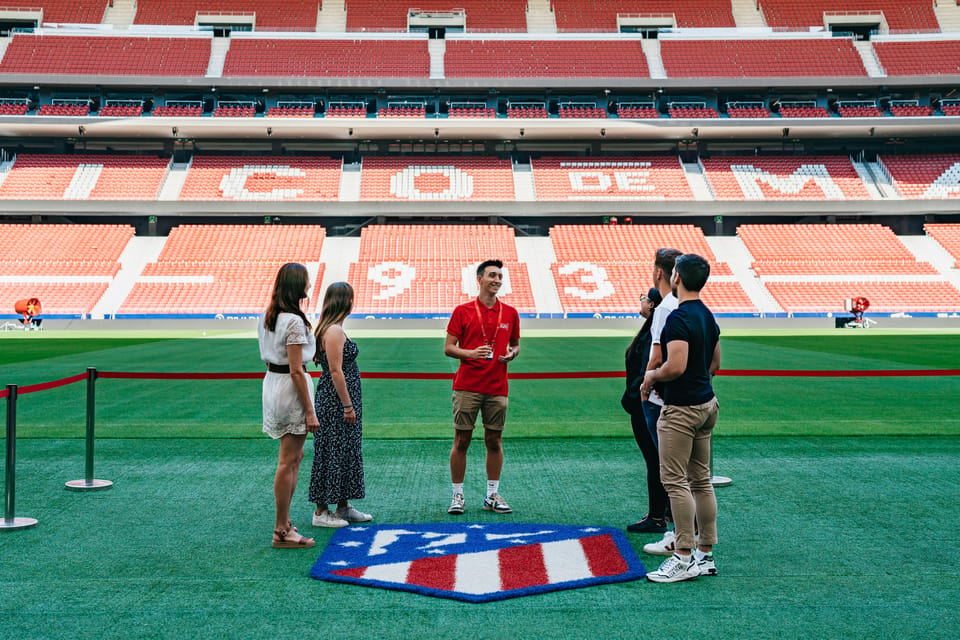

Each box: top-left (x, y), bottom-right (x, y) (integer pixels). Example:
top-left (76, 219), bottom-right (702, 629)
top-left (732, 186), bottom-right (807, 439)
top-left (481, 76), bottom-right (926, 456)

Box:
top-left (446, 297), bottom-right (520, 396)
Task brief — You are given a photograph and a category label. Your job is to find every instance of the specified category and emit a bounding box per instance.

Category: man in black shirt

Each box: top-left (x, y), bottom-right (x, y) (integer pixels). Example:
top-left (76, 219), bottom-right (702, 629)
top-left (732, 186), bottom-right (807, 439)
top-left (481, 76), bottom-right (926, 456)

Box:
top-left (641, 253), bottom-right (721, 583)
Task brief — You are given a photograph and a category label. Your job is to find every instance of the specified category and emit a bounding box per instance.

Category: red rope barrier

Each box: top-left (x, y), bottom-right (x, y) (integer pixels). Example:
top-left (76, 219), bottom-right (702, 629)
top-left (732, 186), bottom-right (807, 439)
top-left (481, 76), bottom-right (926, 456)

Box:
top-left (0, 372), bottom-right (89, 398)
top-left (3, 367), bottom-right (957, 398)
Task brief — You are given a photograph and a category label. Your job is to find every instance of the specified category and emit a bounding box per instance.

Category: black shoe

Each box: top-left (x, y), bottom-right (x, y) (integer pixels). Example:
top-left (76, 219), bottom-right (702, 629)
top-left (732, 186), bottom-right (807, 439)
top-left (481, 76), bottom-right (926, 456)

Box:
top-left (627, 515), bottom-right (668, 533)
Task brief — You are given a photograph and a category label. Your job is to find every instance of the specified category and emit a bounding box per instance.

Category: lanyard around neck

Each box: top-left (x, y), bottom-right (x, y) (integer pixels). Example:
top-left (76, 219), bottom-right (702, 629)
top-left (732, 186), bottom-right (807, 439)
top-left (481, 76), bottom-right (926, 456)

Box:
top-left (474, 298), bottom-right (502, 346)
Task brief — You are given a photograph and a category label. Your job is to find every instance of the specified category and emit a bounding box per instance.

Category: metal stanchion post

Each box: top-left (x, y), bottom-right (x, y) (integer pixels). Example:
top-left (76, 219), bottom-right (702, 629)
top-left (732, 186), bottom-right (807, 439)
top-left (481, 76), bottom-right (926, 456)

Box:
top-left (66, 368), bottom-right (112, 492)
top-left (1, 384), bottom-right (38, 531)
top-left (710, 445), bottom-right (732, 488)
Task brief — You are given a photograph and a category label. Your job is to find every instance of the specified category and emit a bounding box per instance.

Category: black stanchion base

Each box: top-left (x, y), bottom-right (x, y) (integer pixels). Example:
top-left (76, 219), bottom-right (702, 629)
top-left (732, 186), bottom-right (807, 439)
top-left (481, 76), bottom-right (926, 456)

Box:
top-left (0, 517), bottom-right (38, 531)
top-left (65, 479), bottom-right (113, 492)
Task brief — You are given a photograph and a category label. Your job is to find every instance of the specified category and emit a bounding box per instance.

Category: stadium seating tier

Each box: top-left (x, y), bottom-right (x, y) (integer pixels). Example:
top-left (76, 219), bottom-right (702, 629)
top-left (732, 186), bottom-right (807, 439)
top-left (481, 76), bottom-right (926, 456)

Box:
top-left (0, 35), bottom-right (211, 77)
top-left (445, 40), bottom-right (649, 78)
top-left (0, 155), bottom-right (170, 200)
top-left (178, 156), bottom-right (342, 201)
top-left (222, 39), bottom-right (430, 78)
top-left (531, 156), bottom-right (693, 201)
top-left (660, 39), bottom-right (866, 78)
top-left (757, 0), bottom-right (939, 33)
top-left (360, 157), bottom-right (514, 201)
top-left (701, 156), bottom-right (872, 200)
top-left (134, 0), bottom-right (321, 30)
top-left (879, 154), bottom-right (960, 200)
top-left (551, 0), bottom-right (735, 31)
top-left (344, 0), bottom-right (527, 32)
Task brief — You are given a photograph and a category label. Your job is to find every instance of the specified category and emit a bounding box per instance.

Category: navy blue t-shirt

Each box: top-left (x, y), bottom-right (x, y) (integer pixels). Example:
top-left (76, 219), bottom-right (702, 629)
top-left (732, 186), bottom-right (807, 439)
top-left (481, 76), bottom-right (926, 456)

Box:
top-left (659, 299), bottom-right (720, 406)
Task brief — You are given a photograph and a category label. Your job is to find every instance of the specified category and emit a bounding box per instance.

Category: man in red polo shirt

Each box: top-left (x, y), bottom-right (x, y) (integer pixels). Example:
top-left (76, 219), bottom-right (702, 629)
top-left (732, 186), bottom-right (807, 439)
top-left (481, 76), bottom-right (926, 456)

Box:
top-left (444, 259), bottom-right (520, 515)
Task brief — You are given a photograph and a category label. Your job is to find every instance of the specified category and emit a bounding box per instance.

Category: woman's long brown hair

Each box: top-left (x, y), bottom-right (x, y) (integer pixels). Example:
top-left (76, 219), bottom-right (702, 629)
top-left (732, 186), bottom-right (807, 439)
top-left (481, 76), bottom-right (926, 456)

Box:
top-left (264, 263), bottom-right (311, 332)
top-left (314, 281), bottom-right (354, 353)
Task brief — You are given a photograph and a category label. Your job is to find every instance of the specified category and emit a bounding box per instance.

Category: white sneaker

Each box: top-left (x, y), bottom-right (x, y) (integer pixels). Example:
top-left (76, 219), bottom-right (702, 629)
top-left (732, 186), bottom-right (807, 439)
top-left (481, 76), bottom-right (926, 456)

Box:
top-left (335, 504), bottom-right (372, 523)
top-left (312, 508), bottom-right (349, 528)
top-left (695, 552), bottom-right (718, 577)
top-left (643, 530), bottom-right (676, 556)
top-left (448, 493), bottom-right (465, 515)
top-left (646, 553), bottom-right (700, 583)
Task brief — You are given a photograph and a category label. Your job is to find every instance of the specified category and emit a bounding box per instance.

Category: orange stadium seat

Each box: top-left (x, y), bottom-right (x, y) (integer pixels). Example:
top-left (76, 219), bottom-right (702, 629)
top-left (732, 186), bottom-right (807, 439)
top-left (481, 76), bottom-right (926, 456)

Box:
top-left (0, 224), bottom-right (134, 315)
top-left (765, 281), bottom-right (960, 313)
top-left (0, 154), bottom-right (170, 200)
top-left (134, 0), bottom-right (320, 30)
top-left (549, 225), bottom-right (745, 314)
top-left (551, 0), bottom-right (735, 32)
top-left (222, 39), bottom-right (430, 78)
top-left (0, 35), bottom-right (211, 77)
top-left (757, 0), bottom-right (939, 32)
top-left (925, 223), bottom-right (960, 268)
top-left (738, 224), bottom-right (935, 275)
top-left (660, 39), bottom-right (867, 78)
top-left (348, 225), bottom-right (533, 314)
top-left (178, 156), bottom-right (342, 201)
top-left (531, 156), bottom-right (693, 201)
top-left (878, 154), bottom-right (960, 200)
top-left (701, 156), bottom-right (871, 200)
top-left (0, 283), bottom-right (110, 315)
top-left (344, 0), bottom-right (527, 32)
top-left (444, 40), bottom-right (649, 78)
top-left (0, 0), bottom-right (108, 23)
top-left (119, 225), bottom-right (326, 315)
top-left (359, 156), bottom-right (514, 201)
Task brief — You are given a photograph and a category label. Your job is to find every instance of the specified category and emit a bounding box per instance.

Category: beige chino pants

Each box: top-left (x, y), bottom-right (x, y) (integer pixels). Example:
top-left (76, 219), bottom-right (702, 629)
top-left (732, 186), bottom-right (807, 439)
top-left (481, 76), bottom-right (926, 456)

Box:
top-left (657, 397), bottom-right (720, 551)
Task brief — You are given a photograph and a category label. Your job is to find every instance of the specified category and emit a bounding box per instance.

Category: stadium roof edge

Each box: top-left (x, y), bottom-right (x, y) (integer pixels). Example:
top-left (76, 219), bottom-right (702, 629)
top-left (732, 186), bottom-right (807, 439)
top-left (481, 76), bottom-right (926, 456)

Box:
top-left (2, 114), bottom-right (958, 142)
top-left (2, 73), bottom-right (959, 92)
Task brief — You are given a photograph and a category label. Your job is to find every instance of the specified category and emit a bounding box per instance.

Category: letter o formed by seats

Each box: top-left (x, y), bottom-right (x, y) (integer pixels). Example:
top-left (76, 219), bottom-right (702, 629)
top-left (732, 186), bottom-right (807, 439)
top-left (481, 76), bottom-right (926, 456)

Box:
top-left (219, 165), bottom-right (306, 200)
top-left (389, 166), bottom-right (474, 200)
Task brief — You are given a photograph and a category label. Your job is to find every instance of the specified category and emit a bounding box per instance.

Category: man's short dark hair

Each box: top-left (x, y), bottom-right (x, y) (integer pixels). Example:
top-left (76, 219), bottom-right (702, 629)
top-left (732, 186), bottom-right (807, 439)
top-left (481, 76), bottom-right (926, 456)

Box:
top-left (674, 253), bottom-right (711, 292)
top-left (654, 248), bottom-right (682, 276)
top-left (477, 259), bottom-right (503, 278)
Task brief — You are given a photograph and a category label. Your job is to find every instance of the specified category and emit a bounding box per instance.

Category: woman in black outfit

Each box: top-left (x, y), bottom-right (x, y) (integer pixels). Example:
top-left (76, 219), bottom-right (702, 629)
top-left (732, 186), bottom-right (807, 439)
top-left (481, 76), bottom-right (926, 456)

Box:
top-left (622, 287), bottom-right (669, 533)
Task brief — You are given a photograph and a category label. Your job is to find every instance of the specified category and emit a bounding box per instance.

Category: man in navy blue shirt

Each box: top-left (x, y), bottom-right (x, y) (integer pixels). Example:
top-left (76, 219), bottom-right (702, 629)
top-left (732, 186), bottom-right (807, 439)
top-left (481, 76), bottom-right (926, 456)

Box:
top-left (641, 253), bottom-right (721, 583)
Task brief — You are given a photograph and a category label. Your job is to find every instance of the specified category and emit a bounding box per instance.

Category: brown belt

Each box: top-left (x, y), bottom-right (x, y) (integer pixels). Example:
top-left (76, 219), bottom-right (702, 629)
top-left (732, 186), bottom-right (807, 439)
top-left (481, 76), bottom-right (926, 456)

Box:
top-left (266, 363), bottom-right (307, 374)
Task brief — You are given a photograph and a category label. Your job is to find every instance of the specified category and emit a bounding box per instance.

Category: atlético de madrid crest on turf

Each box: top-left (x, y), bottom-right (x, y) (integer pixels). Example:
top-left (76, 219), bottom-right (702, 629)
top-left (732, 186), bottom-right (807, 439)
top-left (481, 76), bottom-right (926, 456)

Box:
top-left (309, 522), bottom-right (647, 602)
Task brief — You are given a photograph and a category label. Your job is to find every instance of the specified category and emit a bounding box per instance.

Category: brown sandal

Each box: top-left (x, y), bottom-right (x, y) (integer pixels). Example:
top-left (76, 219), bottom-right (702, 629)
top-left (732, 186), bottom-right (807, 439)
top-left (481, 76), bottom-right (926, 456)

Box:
top-left (272, 527), bottom-right (315, 549)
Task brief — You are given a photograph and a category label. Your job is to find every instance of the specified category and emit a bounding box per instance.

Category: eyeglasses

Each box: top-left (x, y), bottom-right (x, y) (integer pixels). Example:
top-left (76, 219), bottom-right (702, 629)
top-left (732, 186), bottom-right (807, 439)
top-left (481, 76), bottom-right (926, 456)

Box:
top-left (640, 296), bottom-right (649, 303)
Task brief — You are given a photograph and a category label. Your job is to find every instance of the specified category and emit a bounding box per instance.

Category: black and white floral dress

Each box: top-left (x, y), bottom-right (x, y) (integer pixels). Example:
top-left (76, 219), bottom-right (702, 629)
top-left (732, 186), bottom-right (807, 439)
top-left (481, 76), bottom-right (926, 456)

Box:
top-left (309, 336), bottom-right (365, 505)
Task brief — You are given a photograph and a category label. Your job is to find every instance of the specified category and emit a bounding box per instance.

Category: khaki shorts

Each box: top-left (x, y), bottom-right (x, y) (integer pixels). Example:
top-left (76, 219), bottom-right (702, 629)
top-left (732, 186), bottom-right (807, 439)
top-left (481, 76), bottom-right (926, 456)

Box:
top-left (453, 390), bottom-right (508, 431)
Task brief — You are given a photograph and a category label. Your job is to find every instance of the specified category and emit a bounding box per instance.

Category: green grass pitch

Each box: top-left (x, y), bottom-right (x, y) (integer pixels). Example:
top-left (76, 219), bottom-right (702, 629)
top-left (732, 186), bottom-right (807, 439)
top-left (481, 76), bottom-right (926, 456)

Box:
top-left (0, 329), bottom-right (958, 639)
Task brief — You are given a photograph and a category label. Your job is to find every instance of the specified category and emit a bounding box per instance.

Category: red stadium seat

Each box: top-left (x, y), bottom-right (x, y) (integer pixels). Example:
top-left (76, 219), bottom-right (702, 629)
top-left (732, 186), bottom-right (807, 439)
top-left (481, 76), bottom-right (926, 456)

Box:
top-left (178, 156), bottom-right (342, 201)
top-left (552, 0), bottom-right (735, 32)
top-left (222, 39), bottom-right (430, 78)
top-left (119, 225), bottom-right (326, 315)
top-left (549, 225), bottom-right (744, 313)
top-left (701, 156), bottom-right (871, 200)
top-left (0, 154), bottom-right (170, 200)
top-left (0, 35), bottom-right (211, 77)
top-left (359, 156), bottom-right (514, 201)
top-left (344, 0), bottom-right (526, 32)
top-left (660, 39), bottom-right (866, 78)
top-left (531, 156), bottom-right (693, 201)
top-left (738, 224), bottom-right (935, 275)
top-left (879, 154), bottom-right (960, 199)
top-left (349, 225), bottom-right (534, 314)
top-left (445, 40), bottom-right (649, 79)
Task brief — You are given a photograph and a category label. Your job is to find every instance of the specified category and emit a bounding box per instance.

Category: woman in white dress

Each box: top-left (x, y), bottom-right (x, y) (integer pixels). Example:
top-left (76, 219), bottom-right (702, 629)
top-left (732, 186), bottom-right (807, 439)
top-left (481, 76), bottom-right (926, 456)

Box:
top-left (258, 263), bottom-right (319, 549)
